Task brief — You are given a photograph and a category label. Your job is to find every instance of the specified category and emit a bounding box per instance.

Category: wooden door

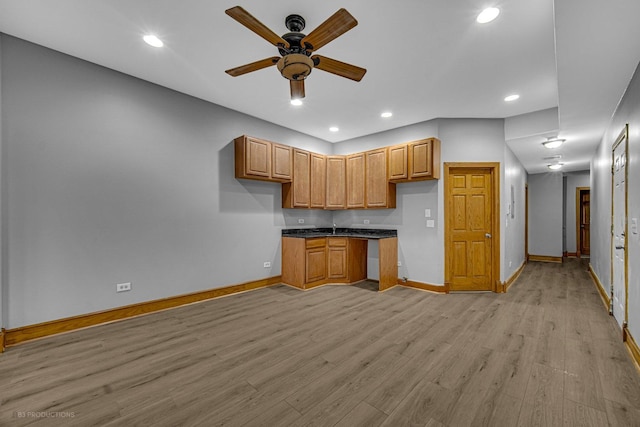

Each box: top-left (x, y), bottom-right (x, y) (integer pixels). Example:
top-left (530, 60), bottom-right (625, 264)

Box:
top-left (612, 127), bottom-right (628, 332)
top-left (326, 156), bottom-right (346, 209)
top-left (346, 153), bottom-right (365, 209)
top-left (445, 164), bottom-right (498, 291)
top-left (310, 154), bottom-right (326, 209)
top-left (576, 188), bottom-right (590, 256)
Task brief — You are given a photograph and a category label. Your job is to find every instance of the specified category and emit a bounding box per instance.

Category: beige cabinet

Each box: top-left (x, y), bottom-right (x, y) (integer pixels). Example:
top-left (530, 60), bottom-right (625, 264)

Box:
top-left (366, 148), bottom-right (396, 208)
top-left (346, 153), bottom-right (365, 209)
top-left (310, 153), bottom-right (326, 209)
top-left (234, 135), bottom-right (292, 182)
top-left (325, 156), bottom-right (346, 209)
top-left (388, 138), bottom-right (441, 182)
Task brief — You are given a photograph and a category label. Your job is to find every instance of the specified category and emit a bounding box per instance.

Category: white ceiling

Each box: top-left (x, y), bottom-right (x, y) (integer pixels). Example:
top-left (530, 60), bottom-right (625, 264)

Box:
top-left (1, 0), bottom-right (640, 174)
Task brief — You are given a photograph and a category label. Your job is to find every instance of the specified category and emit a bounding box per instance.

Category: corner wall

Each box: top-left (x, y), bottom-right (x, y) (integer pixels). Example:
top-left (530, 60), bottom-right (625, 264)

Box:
top-left (1, 35), bottom-right (333, 328)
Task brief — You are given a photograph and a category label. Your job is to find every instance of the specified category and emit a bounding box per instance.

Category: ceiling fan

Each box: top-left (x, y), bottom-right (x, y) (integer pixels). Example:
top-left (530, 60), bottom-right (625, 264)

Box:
top-left (225, 6), bottom-right (367, 101)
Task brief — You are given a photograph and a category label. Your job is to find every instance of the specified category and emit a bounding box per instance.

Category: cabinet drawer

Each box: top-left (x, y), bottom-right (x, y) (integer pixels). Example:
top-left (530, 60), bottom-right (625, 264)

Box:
top-left (305, 238), bottom-right (326, 249)
top-left (328, 237), bottom-right (348, 247)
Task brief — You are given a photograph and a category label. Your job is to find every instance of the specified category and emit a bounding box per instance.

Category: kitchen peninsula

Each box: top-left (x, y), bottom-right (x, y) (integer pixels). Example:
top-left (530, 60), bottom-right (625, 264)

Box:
top-left (282, 228), bottom-right (398, 291)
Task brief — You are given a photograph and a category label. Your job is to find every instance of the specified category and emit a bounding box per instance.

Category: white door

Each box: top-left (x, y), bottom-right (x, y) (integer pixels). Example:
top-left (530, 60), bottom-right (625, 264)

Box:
top-left (612, 132), bottom-right (627, 329)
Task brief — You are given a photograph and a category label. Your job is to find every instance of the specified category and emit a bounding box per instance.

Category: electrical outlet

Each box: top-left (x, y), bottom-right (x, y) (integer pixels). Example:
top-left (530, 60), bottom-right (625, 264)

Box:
top-left (298, 218), bottom-right (304, 224)
top-left (116, 282), bottom-right (132, 293)
top-left (426, 220), bottom-right (435, 228)
top-left (264, 261), bottom-right (271, 268)
top-left (363, 219), bottom-right (370, 225)
top-left (397, 261), bottom-right (402, 267)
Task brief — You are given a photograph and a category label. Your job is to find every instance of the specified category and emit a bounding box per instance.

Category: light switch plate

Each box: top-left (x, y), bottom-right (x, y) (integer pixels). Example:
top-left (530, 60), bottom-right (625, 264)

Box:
top-left (425, 209), bottom-right (431, 218)
top-left (632, 218), bottom-right (638, 235)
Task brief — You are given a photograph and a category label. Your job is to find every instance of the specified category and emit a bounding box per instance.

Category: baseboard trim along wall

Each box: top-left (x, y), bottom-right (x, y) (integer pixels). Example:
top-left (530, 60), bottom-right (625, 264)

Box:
top-left (398, 279), bottom-right (449, 294)
top-left (501, 261), bottom-right (526, 293)
top-left (4, 276), bottom-right (282, 348)
top-left (627, 330), bottom-right (640, 373)
top-left (528, 254), bottom-right (563, 263)
top-left (588, 263), bottom-right (611, 311)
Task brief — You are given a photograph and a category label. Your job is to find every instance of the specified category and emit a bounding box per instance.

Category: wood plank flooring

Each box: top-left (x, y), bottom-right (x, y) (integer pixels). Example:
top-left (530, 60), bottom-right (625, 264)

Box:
top-left (1, 259), bottom-right (640, 426)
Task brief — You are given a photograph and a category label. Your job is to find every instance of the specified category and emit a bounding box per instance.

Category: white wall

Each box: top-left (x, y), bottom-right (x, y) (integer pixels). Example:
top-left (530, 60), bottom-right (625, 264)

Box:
top-left (528, 172), bottom-right (564, 257)
top-left (591, 59), bottom-right (640, 341)
top-left (564, 171), bottom-right (590, 254)
top-left (1, 35), bottom-right (334, 328)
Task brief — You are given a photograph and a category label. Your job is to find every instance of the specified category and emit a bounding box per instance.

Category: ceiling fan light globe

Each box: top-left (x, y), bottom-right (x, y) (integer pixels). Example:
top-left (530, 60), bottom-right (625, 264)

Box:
top-left (277, 54), bottom-right (314, 80)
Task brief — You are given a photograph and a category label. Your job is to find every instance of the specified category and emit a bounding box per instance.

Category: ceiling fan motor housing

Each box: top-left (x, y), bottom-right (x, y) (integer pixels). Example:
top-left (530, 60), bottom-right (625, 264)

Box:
top-left (277, 54), bottom-right (313, 81)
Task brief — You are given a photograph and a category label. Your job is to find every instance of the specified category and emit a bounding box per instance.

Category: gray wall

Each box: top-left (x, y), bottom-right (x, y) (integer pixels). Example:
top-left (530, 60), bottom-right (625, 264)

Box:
top-left (591, 59), bottom-right (640, 341)
top-left (504, 145), bottom-right (527, 277)
top-left (1, 35), bottom-right (334, 328)
top-left (528, 172), bottom-right (564, 257)
top-left (0, 35), bottom-right (5, 330)
top-left (564, 171), bottom-right (590, 254)
top-left (333, 117), bottom-right (521, 285)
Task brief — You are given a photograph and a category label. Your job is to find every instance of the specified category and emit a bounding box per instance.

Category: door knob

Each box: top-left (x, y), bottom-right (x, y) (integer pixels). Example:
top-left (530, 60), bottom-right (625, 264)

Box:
top-left (485, 233), bottom-right (492, 238)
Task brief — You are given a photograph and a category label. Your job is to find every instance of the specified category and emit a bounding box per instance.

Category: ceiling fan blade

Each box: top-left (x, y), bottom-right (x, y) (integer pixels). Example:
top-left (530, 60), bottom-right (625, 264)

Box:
top-left (225, 57), bottom-right (280, 77)
top-left (290, 80), bottom-right (306, 99)
top-left (312, 55), bottom-right (367, 82)
top-left (225, 6), bottom-right (290, 48)
top-left (301, 8), bottom-right (357, 51)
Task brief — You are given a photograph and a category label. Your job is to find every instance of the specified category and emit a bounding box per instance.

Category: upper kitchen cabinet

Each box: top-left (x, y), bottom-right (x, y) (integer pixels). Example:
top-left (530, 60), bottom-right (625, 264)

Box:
top-left (310, 153), bottom-right (326, 209)
top-left (366, 148), bottom-right (396, 208)
top-left (325, 156), bottom-right (346, 209)
top-left (388, 138), bottom-right (441, 182)
top-left (346, 153), bottom-right (366, 209)
top-left (234, 135), bottom-right (292, 182)
top-left (283, 148), bottom-right (311, 208)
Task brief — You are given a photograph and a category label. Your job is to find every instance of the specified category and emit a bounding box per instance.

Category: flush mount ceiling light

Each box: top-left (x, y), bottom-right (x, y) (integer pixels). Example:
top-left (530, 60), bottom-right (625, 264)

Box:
top-left (290, 99), bottom-right (303, 106)
top-left (381, 111), bottom-right (393, 118)
top-left (329, 126), bottom-right (339, 132)
top-left (143, 34), bottom-right (164, 47)
top-left (504, 94), bottom-right (520, 102)
top-left (477, 7), bottom-right (500, 24)
top-left (542, 137), bottom-right (565, 149)
top-left (548, 163), bottom-right (563, 170)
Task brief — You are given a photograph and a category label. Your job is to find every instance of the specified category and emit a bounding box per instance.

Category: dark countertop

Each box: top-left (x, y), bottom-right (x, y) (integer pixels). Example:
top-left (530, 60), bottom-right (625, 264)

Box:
top-left (282, 228), bottom-right (397, 239)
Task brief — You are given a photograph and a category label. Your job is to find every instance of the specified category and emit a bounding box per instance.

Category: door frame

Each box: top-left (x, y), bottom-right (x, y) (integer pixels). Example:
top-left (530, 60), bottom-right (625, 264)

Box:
top-left (444, 162), bottom-right (501, 292)
top-left (575, 187), bottom-right (590, 258)
top-left (611, 124), bottom-right (629, 338)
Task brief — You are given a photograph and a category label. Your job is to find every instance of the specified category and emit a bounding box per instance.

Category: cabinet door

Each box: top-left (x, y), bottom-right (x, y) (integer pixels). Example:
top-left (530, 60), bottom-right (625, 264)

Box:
top-left (366, 148), bottom-right (395, 208)
top-left (305, 247), bottom-right (326, 283)
top-left (272, 143), bottom-right (292, 181)
top-left (388, 144), bottom-right (408, 181)
top-left (326, 156), bottom-right (346, 209)
top-left (346, 153), bottom-right (365, 209)
top-left (292, 149), bottom-right (311, 208)
top-left (310, 153), bottom-right (326, 209)
top-left (409, 139), bottom-right (433, 179)
top-left (234, 136), bottom-right (271, 180)
top-left (327, 238), bottom-right (348, 279)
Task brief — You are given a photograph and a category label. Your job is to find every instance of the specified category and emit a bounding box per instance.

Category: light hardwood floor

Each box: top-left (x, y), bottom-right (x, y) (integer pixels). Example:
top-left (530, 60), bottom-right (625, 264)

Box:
top-left (1, 259), bottom-right (640, 426)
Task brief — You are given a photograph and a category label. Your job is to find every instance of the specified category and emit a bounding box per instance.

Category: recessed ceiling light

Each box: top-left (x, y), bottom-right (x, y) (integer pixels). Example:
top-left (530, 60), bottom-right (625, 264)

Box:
top-left (329, 127), bottom-right (339, 132)
top-left (477, 7), bottom-right (500, 24)
top-left (542, 137), bottom-right (565, 149)
top-left (381, 112), bottom-right (393, 118)
top-left (290, 99), bottom-right (303, 106)
top-left (504, 94), bottom-right (520, 102)
top-left (548, 163), bottom-right (563, 170)
top-left (143, 34), bottom-right (164, 48)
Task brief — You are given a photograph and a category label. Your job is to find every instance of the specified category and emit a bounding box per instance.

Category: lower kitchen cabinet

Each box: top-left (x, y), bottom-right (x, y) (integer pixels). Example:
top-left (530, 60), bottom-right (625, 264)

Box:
top-left (282, 236), bottom-right (368, 289)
